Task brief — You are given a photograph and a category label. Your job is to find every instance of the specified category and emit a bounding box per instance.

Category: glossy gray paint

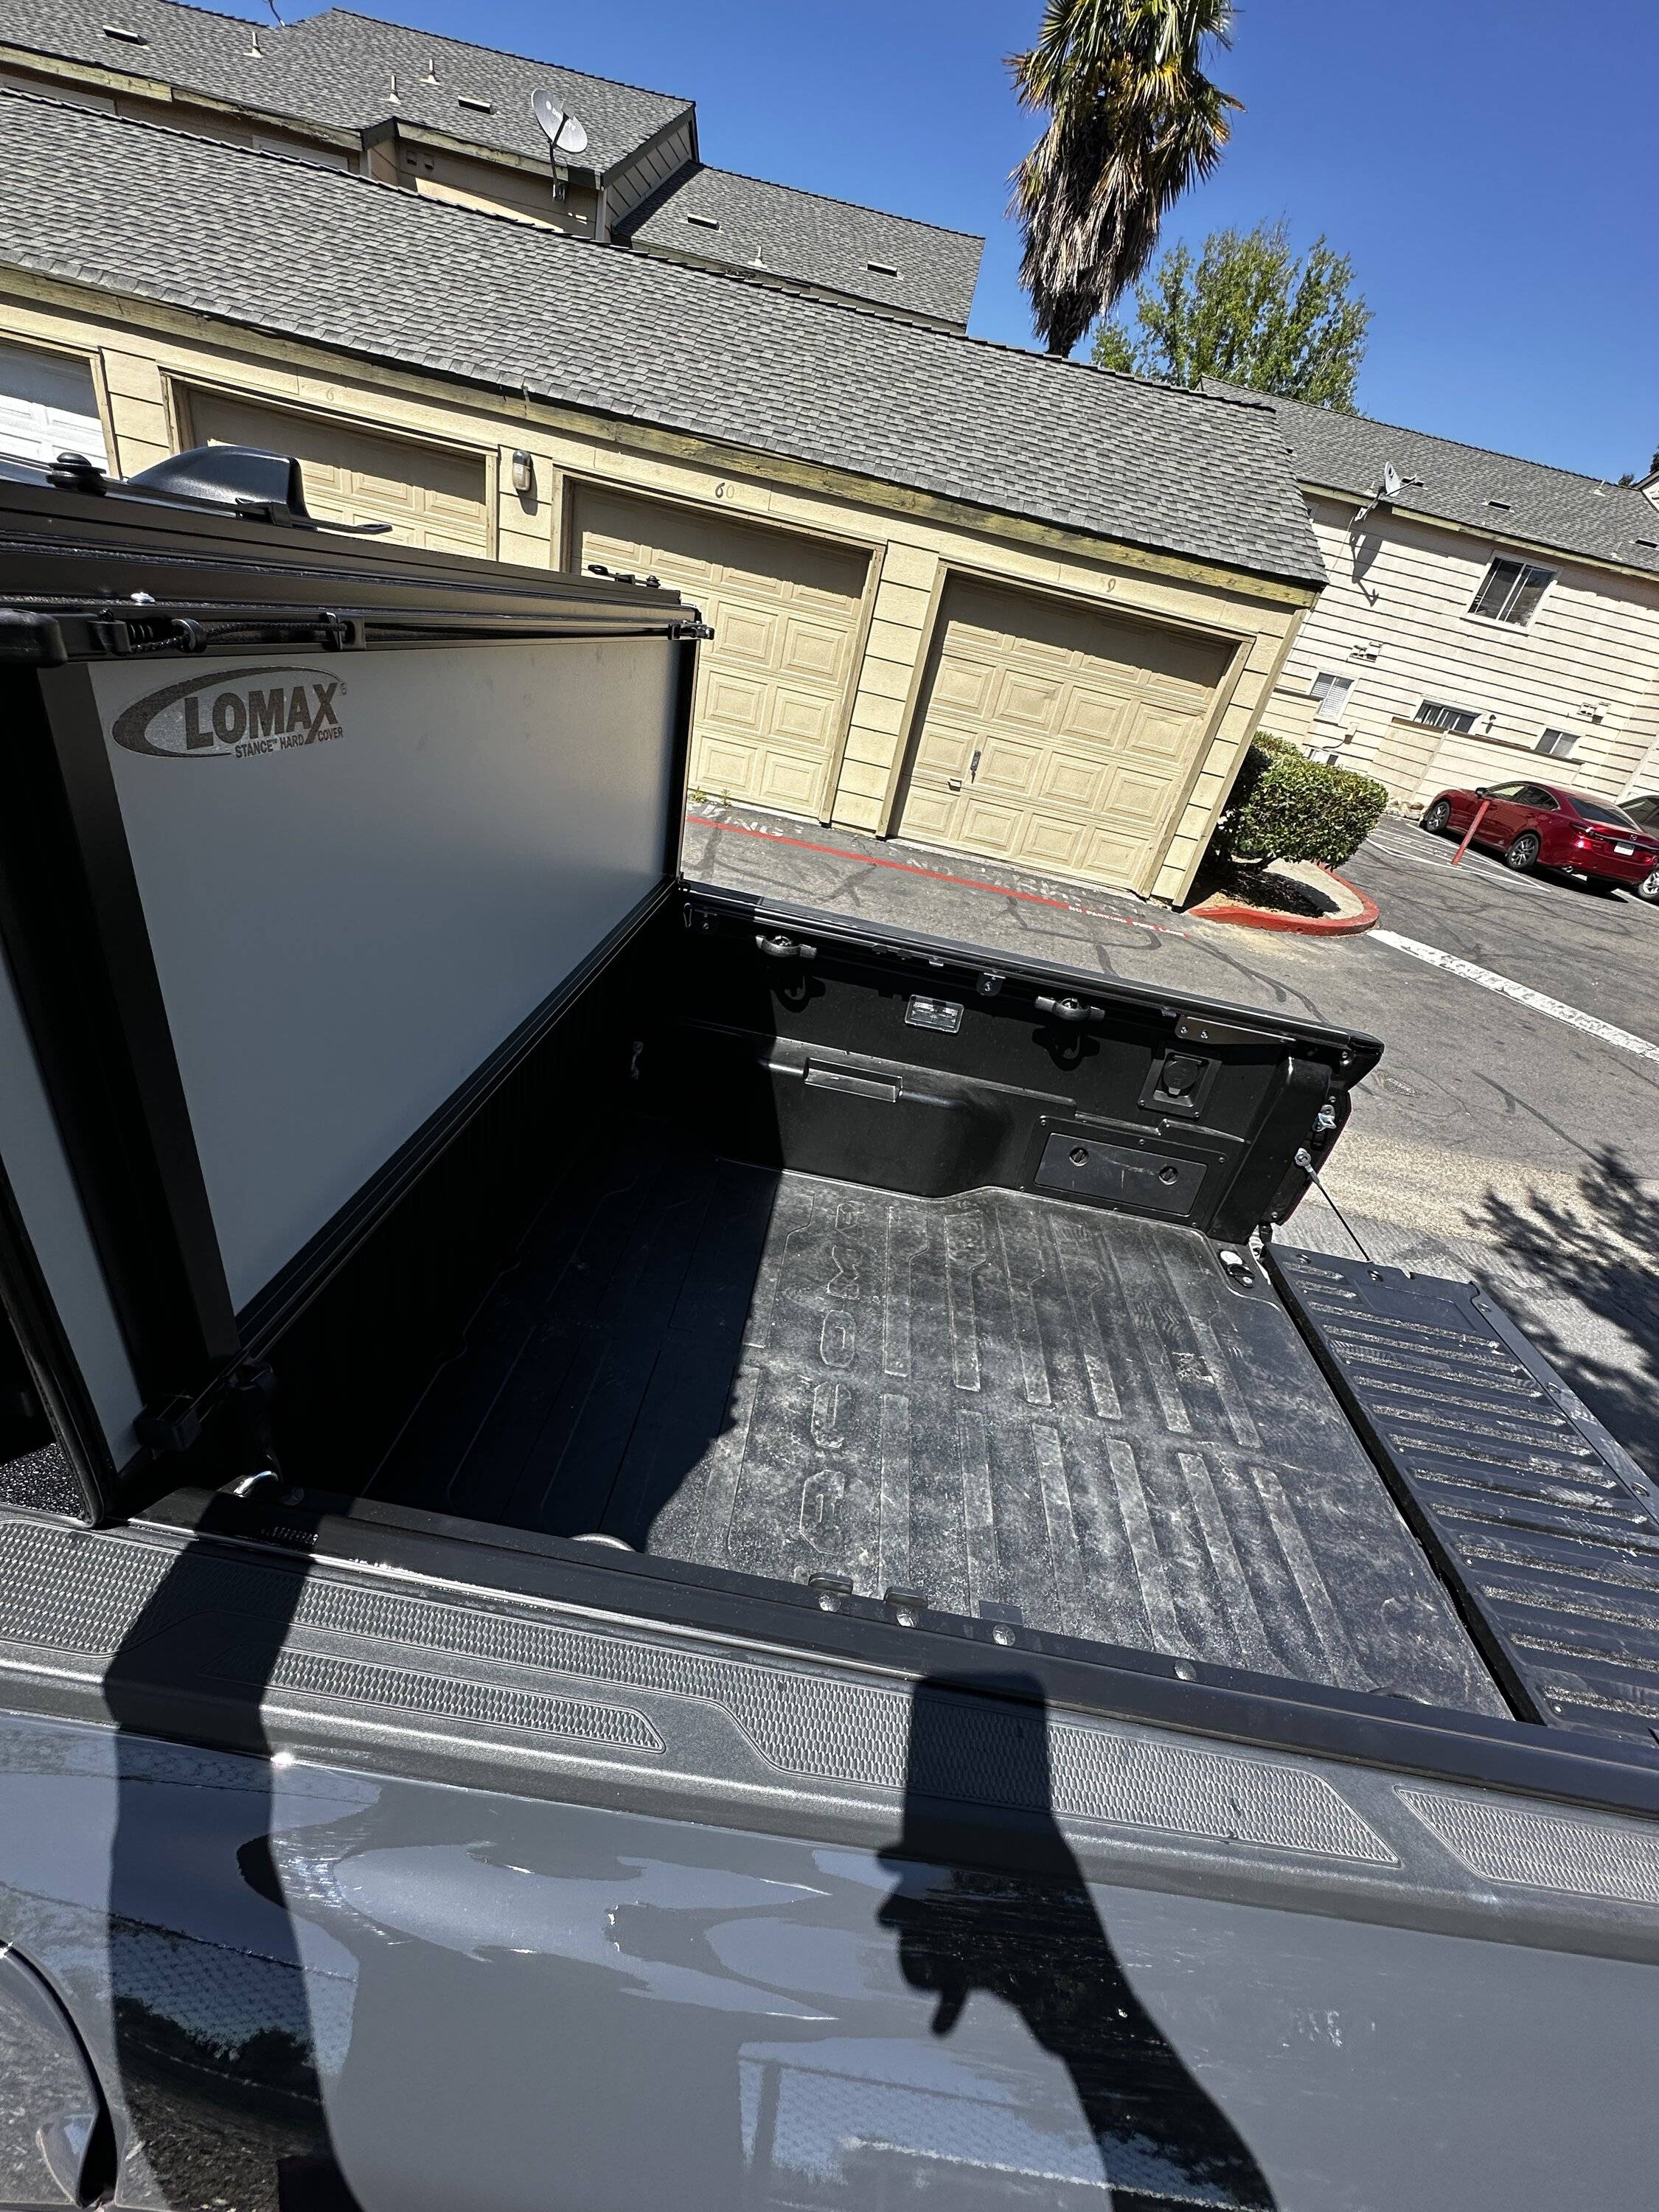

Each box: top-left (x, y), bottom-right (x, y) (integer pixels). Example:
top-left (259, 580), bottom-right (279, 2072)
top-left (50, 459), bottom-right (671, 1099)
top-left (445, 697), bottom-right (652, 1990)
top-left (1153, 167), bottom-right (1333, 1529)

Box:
top-left (0, 1699), bottom-right (1656, 2211)
top-left (1, 1512), bottom-right (1659, 2208)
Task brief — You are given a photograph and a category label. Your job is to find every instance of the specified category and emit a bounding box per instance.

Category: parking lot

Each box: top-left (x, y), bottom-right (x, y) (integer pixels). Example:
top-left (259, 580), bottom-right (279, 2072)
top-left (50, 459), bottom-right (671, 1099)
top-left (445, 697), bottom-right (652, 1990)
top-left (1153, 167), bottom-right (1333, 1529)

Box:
top-left (685, 802), bottom-right (1659, 1478)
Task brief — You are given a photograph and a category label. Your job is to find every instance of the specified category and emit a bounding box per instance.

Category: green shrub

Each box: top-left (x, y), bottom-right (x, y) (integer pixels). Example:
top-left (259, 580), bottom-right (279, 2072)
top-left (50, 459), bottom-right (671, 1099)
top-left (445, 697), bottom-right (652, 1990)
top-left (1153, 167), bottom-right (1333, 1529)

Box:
top-left (1208, 737), bottom-right (1388, 871)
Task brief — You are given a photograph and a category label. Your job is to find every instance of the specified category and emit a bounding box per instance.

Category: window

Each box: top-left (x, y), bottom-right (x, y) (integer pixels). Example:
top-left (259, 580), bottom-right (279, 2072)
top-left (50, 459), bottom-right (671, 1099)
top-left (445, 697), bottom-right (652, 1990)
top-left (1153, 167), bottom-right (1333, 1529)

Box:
top-left (1570, 796), bottom-right (1638, 828)
top-left (0, 340), bottom-right (107, 468)
top-left (1469, 557), bottom-right (1554, 625)
top-left (1511, 785), bottom-right (1559, 809)
top-left (1309, 671), bottom-right (1354, 724)
top-left (1415, 699), bottom-right (1481, 734)
top-left (1536, 728), bottom-right (1578, 759)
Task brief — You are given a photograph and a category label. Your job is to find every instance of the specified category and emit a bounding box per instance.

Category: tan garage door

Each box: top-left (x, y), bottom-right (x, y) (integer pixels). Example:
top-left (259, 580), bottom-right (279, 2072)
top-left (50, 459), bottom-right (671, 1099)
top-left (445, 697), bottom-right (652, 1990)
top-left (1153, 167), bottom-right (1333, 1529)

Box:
top-left (188, 391), bottom-right (489, 556)
top-left (897, 581), bottom-right (1229, 892)
top-left (574, 487), bottom-right (866, 818)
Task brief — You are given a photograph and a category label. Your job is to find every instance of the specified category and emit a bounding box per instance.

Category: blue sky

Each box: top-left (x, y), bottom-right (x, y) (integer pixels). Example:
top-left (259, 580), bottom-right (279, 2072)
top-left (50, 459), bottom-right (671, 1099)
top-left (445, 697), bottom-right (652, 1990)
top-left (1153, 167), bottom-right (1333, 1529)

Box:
top-left (273, 1), bottom-right (1655, 481)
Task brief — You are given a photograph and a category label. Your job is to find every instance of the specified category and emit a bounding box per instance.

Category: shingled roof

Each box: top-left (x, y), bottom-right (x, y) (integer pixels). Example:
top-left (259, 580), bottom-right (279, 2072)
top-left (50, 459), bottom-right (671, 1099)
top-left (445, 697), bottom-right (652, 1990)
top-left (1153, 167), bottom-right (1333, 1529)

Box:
top-left (616, 164), bottom-right (984, 329)
top-left (0, 91), bottom-right (1324, 588)
top-left (0, 0), bottom-right (693, 173)
top-left (0, 3), bottom-right (983, 322)
top-left (1208, 383), bottom-right (1659, 582)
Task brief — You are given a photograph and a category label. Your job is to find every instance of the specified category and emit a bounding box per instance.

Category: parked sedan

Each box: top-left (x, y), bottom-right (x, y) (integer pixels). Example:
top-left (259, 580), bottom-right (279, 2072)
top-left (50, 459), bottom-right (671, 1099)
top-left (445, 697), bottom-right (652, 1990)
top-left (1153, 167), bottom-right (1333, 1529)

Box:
top-left (1618, 792), bottom-right (1659, 901)
top-left (1421, 778), bottom-right (1659, 897)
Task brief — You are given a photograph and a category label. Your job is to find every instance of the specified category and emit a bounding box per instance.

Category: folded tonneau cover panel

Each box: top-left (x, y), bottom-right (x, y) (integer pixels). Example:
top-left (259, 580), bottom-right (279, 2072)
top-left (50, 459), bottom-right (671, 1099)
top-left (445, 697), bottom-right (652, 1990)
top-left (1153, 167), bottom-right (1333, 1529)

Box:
top-left (1269, 1247), bottom-right (1659, 1742)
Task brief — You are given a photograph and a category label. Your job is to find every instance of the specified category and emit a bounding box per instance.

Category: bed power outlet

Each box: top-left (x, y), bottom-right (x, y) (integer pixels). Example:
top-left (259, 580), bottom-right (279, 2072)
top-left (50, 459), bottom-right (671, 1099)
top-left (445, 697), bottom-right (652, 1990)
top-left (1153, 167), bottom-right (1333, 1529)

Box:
top-left (1140, 1048), bottom-right (1217, 1119)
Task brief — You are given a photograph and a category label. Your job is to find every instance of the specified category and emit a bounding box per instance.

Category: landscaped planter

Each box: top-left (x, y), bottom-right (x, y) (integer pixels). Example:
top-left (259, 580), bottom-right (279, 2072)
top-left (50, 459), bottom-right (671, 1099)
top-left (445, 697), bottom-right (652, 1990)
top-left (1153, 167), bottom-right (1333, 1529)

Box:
top-left (1189, 860), bottom-right (1379, 936)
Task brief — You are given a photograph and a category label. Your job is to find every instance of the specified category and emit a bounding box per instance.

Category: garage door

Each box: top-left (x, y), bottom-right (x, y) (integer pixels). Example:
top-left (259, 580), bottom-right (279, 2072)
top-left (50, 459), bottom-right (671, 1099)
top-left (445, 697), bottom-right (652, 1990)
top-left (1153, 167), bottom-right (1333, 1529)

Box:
top-left (188, 391), bottom-right (488, 556)
top-left (897, 581), bottom-right (1229, 892)
top-left (574, 487), bottom-right (867, 818)
top-left (0, 340), bottom-right (106, 467)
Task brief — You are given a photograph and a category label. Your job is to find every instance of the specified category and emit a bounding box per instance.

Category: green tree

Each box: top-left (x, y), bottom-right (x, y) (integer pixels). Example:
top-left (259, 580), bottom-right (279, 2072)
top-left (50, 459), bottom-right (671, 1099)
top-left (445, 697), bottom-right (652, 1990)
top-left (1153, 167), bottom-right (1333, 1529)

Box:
top-left (1010, 1), bottom-right (1240, 357)
top-left (1093, 221), bottom-right (1370, 408)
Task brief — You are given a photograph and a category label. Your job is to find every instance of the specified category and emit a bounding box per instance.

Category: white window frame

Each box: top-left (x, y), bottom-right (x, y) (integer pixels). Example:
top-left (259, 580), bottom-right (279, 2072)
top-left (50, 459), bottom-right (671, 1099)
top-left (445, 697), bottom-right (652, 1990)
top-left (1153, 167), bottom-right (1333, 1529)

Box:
top-left (1467, 555), bottom-right (1555, 628)
top-left (1309, 671), bottom-right (1354, 726)
top-left (0, 337), bottom-right (111, 470)
top-left (1535, 728), bottom-right (1578, 759)
top-left (1414, 698), bottom-right (1481, 735)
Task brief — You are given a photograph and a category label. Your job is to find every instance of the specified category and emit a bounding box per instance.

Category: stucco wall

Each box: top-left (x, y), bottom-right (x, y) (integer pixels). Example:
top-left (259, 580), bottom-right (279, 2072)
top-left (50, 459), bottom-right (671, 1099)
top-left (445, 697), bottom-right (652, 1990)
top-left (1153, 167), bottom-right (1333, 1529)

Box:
top-left (0, 274), bottom-right (1310, 902)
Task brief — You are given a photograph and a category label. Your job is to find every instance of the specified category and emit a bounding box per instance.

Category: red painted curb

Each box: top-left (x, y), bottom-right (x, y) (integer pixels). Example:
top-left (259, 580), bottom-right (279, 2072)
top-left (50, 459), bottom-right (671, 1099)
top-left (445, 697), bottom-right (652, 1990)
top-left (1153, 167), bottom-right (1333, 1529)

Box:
top-left (1189, 866), bottom-right (1380, 936)
top-left (688, 810), bottom-right (1196, 936)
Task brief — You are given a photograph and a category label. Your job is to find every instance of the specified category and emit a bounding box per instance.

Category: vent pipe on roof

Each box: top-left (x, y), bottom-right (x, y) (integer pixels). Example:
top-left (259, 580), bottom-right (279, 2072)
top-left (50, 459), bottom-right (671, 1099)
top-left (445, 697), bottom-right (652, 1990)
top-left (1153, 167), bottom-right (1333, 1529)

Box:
top-left (423, 56), bottom-right (439, 85)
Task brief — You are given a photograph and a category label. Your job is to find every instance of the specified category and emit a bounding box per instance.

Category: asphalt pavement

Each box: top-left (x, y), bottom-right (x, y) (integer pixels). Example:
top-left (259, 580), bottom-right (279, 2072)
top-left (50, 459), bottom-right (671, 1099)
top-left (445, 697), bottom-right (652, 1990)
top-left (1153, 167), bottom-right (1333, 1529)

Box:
top-left (683, 801), bottom-right (1659, 1477)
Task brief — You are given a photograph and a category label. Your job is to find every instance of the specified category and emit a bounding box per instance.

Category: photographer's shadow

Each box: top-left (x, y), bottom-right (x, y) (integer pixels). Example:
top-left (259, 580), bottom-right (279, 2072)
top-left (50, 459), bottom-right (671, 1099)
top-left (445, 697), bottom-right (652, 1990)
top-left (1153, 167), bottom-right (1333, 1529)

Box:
top-left (878, 1673), bottom-right (1276, 2211)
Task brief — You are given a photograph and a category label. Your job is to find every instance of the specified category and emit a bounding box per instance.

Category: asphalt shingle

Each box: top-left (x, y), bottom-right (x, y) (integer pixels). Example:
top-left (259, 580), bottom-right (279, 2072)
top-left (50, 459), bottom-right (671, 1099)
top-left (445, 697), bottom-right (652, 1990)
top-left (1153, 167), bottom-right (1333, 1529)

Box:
top-left (0, 91), bottom-right (1324, 587)
top-left (616, 164), bottom-right (984, 328)
top-left (1208, 383), bottom-right (1659, 581)
top-left (0, 0), bottom-right (693, 173)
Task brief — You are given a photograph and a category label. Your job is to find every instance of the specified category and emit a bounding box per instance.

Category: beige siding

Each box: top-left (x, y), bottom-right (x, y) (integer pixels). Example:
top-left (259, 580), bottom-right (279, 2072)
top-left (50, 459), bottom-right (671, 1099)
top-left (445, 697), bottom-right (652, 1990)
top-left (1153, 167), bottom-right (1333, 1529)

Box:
top-left (402, 142), bottom-right (597, 234)
top-left (1280, 496), bottom-right (1659, 801)
top-left (1367, 718), bottom-right (1448, 807)
top-left (0, 62), bottom-right (356, 168)
top-left (1258, 683), bottom-right (1319, 748)
top-left (1619, 677), bottom-right (1659, 798)
top-left (0, 275), bottom-right (1304, 900)
top-left (187, 388), bottom-right (490, 554)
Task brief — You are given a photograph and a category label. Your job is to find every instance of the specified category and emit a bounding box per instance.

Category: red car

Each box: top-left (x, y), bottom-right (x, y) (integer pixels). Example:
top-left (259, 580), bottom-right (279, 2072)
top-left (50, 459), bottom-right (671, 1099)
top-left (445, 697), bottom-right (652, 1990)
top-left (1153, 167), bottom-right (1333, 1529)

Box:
top-left (1420, 778), bottom-right (1659, 895)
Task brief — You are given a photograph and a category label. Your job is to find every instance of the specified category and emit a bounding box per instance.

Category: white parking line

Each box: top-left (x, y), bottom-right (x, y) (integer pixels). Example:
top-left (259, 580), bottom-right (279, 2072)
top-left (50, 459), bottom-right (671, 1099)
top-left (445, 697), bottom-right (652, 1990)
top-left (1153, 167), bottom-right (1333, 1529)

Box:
top-left (1364, 828), bottom-right (1614, 903)
top-left (1371, 928), bottom-right (1659, 1062)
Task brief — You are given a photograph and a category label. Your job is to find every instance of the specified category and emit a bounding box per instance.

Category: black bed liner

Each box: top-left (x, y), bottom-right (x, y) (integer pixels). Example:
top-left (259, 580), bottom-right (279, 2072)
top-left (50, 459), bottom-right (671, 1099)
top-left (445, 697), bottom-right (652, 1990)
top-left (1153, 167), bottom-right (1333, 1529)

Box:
top-left (371, 1119), bottom-right (1503, 1717)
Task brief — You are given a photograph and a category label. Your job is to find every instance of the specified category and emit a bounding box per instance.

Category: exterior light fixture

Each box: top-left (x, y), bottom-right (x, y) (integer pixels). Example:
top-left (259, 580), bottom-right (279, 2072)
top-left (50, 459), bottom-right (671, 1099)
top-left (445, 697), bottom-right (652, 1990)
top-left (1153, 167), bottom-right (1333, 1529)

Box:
top-left (510, 450), bottom-right (535, 496)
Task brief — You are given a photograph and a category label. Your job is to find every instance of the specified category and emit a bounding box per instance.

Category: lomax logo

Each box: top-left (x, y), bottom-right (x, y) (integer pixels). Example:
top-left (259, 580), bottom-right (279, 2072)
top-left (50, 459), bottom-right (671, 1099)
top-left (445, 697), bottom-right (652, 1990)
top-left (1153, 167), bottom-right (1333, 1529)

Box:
top-left (111, 666), bottom-right (348, 759)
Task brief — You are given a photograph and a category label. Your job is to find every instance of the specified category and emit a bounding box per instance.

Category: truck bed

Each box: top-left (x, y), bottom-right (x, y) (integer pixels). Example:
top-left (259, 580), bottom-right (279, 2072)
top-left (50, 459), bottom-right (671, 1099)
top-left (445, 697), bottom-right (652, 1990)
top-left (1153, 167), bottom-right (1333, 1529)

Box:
top-left (371, 1117), bottom-right (1503, 1717)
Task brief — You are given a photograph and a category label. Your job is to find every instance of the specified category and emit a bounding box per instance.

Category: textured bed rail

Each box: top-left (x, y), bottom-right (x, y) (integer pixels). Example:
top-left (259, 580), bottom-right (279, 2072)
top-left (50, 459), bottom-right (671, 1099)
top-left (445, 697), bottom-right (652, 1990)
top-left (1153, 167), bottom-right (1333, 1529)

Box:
top-left (1267, 1247), bottom-right (1659, 1743)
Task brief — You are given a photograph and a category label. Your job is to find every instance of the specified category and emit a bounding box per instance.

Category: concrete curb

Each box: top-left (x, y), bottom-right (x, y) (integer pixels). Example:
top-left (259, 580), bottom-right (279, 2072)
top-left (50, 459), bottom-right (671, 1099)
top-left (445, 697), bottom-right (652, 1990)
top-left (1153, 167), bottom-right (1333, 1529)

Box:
top-left (1189, 866), bottom-right (1380, 936)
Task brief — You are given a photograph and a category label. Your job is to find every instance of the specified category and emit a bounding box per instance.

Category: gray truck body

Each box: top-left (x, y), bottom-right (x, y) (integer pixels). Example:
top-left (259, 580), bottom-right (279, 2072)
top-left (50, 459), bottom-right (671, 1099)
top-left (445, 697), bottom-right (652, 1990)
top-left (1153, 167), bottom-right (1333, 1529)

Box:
top-left (0, 455), bottom-right (1655, 2211)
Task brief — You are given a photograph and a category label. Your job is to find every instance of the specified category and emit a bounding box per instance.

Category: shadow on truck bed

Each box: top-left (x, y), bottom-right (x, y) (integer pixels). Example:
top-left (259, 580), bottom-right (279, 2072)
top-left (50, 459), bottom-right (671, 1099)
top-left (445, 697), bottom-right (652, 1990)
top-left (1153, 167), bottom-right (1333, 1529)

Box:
top-left (361, 1106), bottom-right (1500, 1717)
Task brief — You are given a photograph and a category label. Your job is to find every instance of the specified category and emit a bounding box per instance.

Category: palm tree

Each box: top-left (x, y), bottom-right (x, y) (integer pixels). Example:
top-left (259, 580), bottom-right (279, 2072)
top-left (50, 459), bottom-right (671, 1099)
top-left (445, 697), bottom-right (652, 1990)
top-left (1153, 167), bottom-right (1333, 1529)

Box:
top-left (1011, 0), bottom-right (1240, 357)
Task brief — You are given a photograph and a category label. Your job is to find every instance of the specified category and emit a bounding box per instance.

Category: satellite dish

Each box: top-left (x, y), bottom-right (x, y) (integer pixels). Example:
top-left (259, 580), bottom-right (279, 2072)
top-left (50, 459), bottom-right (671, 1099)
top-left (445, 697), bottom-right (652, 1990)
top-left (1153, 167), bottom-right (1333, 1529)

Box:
top-left (1381, 461), bottom-right (1402, 498)
top-left (531, 86), bottom-right (588, 157)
